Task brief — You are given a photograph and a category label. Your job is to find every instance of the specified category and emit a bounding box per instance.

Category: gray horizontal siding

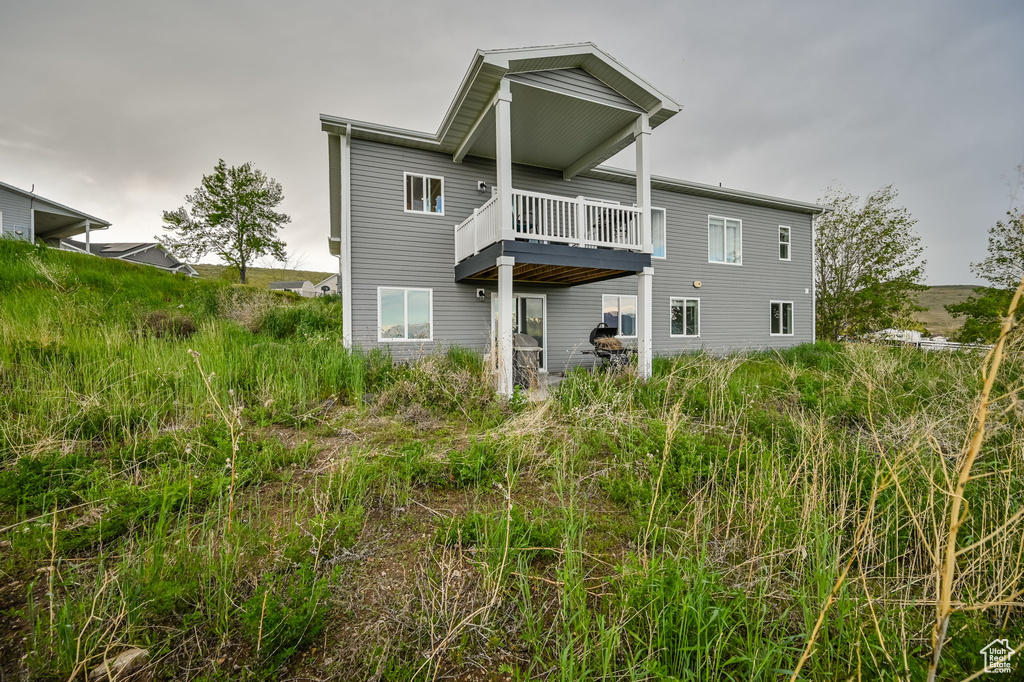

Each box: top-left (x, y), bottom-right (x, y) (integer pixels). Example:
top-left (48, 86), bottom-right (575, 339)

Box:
top-left (347, 139), bottom-right (815, 371)
top-left (0, 187), bottom-right (32, 240)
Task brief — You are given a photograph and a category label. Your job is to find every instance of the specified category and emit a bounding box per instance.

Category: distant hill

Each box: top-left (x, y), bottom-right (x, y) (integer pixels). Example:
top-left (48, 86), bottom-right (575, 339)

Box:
top-left (191, 263), bottom-right (334, 289)
top-left (913, 285), bottom-right (978, 336)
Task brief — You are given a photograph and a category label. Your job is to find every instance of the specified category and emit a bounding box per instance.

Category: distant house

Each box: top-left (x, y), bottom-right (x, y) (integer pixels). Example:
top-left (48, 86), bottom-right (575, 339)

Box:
top-left (314, 273), bottom-right (339, 296)
top-left (1, 180), bottom-right (111, 244)
top-left (61, 239), bottom-right (197, 276)
top-left (269, 280), bottom-right (315, 297)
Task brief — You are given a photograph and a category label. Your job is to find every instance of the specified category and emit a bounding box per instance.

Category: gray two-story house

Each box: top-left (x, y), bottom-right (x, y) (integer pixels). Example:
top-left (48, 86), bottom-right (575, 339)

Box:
top-left (320, 43), bottom-right (827, 395)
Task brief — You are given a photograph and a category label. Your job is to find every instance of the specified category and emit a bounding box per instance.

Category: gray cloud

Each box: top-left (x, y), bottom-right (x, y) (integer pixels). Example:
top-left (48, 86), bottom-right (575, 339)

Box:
top-left (1, 0), bottom-right (1021, 282)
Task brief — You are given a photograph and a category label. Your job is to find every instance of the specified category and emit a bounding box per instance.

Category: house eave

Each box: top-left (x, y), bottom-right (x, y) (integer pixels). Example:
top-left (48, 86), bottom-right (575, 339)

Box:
top-left (583, 166), bottom-right (833, 216)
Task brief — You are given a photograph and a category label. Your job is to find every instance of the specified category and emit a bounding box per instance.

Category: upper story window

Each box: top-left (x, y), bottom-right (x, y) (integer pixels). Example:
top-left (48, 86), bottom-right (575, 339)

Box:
top-left (770, 301), bottom-right (793, 336)
top-left (779, 226), bottom-right (791, 260)
top-left (602, 294), bottom-right (636, 338)
top-left (670, 297), bottom-right (700, 337)
top-left (404, 172), bottom-right (444, 215)
top-left (652, 207), bottom-right (666, 259)
top-left (378, 287), bottom-right (433, 341)
top-left (708, 216), bottom-right (742, 264)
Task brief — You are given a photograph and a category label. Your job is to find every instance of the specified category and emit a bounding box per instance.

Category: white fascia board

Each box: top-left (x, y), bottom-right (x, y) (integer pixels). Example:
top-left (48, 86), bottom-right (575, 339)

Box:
top-left (586, 166), bottom-right (832, 215)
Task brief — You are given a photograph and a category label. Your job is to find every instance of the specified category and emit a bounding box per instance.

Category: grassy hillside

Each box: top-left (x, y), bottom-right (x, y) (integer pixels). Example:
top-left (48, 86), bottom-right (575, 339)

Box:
top-left (913, 285), bottom-right (977, 335)
top-left (191, 263), bottom-right (333, 288)
top-left (1, 239), bottom-right (1023, 680)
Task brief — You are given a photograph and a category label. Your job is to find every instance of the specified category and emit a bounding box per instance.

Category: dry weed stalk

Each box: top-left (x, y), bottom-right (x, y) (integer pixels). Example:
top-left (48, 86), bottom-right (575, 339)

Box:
top-left (927, 274), bottom-right (1024, 682)
top-left (189, 349), bottom-right (243, 535)
top-left (414, 467), bottom-right (515, 681)
top-left (789, 469), bottom-right (890, 681)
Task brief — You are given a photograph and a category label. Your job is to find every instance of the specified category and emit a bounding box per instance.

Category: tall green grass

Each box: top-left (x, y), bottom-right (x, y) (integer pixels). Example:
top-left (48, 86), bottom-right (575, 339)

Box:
top-left (2, 239), bottom-right (1023, 679)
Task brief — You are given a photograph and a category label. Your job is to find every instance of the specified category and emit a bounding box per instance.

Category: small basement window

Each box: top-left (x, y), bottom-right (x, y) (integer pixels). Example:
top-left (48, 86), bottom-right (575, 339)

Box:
top-left (378, 287), bottom-right (433, 341)
top-left (770, 301), bottom-right (793, 336)
top-left (602, 294), bottom-right (636, 338)
top-left (670, 298), bottom-right (700, 337)
top-left (404, 172), bottom-right (444, 215)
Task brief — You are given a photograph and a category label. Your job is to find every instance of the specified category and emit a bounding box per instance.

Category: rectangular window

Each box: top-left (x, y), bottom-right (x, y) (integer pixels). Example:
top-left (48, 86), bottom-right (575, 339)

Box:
top-left (404, 172), bottom-right (444, 215)
top-left (378, 287), bottom-right (433, 341)
top-left (708, 216), bottom-right (742, 264)
top-left (670, 298), bottom-right (700, 337)
top-left (779, 226), bottom-right (791, 261)
top-left (770, 301), bottom-right (794, 336)
top-left (602, 294), bottom-right (636, 338)
top-left (652, 207), bottom-right (667, 259)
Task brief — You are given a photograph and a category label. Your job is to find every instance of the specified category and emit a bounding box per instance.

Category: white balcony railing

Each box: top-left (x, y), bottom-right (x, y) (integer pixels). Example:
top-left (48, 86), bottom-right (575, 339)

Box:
top-left (455, 189), bottom-right (643, 263)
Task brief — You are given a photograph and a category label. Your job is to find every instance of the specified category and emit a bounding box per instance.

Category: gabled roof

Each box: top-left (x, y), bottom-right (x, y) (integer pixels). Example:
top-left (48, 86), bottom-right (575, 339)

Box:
top-left (269, 281), bottom-right (312, 289)
top-left (320, 43), bottom-right (680, 161)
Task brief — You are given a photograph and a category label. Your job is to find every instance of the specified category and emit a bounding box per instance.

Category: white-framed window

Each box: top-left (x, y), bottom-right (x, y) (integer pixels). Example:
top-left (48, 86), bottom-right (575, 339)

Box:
top-left (708, 215), bottom-right (742, 264)
top-left (602, 294), bottom-right (636, 338)
top-left (770, 301), bottom-right (794, 336)
top-left (403, 172), bottom-right (444, 215)
top-left (670, 298), bottom-right (700, 337)
top-left (652, 207), bottom-right (667, 259)
top-left (779, 225), bottom-right (791, 261)
top-left (378, 287), bottom-right (433, 341)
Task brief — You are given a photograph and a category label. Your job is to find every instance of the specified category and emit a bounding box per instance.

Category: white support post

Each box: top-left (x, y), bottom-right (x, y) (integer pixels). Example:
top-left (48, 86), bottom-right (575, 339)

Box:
top-left (472, 207), bottom-right (479, 254)
top-left (84, 220), bottom-right (91, 254)
top-left (634, 115), bottom-right (652, 254)
top-left (576, 196), bottom-right (587, 247)
top-left (495, 79), bottom-right (515, 243)
top-left (496, 255), bottom-right (515, 397)
top-left (637, 266), bottom-right (653, 379)
top-left (340, 125), bottom-right (353, 350)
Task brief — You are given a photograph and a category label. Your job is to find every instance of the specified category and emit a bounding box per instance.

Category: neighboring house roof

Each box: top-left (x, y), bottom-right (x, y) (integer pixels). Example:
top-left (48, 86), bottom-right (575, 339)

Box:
top-left (0, 180), bottom-right (112, 240)
top-left (61, 239), bottom-right (197, 276)
top-left (314, 273), bottom-right (338, 288)
top-left (269, 281), bottom-right (313, 289)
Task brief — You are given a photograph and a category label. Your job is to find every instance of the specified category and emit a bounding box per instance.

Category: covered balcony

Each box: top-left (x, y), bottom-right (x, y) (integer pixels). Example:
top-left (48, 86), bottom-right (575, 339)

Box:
top-left (454, 189), bottom-right (651, 284)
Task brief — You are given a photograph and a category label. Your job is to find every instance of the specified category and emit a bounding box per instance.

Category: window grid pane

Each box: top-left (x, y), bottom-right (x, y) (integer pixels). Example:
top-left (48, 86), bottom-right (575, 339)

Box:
top-left (381, 289), bottom-right (406, 339)
top-left (771, 303), bottom-right (781, 335)
top-left (709, 218), bottom-right (725, 262)
top-left (686, 299), bottom-right (699, 336)
top-left (652, 208), bottom-right (666, 258)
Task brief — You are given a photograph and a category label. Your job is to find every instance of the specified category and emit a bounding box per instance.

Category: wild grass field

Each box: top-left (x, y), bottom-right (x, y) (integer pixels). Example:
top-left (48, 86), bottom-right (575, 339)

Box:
top-left (1, 239), bottom-right (1022, 681)
top-left (190, 264), bottom-right (333, 289)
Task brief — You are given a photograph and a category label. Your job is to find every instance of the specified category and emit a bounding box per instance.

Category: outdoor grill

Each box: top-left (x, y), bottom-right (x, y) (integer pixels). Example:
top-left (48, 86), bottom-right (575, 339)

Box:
top-left (584, 323), bottom-right (635, 370)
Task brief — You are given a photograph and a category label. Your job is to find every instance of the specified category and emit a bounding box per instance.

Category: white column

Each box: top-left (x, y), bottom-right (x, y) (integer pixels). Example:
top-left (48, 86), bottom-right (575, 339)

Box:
top-left (635, 115), bottom-right (652, 254)
top-left (85, 220), bottom-right (91, 254)
top-left (340, 126), bottom-right (353, 350)
top-left (637, 266), bottom-right (653, 379)
top-left (495, 79), bottom-right (515, 242)
top-left (496, 255), bottom-right (515, 397)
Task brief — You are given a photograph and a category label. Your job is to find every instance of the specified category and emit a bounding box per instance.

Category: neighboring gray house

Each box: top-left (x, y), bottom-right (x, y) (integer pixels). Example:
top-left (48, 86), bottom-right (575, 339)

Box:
top-left (60, 239), bottom-right (198, 276)
top-left (270, 280), bottom-right (315, 297)
top-left (320, 43), bottom-right (828, 395)
top-left (1, 180), bottom-right (111, 245)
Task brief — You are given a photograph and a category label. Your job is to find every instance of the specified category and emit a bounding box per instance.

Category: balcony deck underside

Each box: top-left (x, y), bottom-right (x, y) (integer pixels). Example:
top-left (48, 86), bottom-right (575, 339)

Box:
top-left (455, 240), bottom-right (650, 285)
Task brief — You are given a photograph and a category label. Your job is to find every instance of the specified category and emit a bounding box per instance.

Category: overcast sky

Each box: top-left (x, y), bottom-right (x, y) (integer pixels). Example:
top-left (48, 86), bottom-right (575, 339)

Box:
top-left (2, 0), bottom-right (1021, 283)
